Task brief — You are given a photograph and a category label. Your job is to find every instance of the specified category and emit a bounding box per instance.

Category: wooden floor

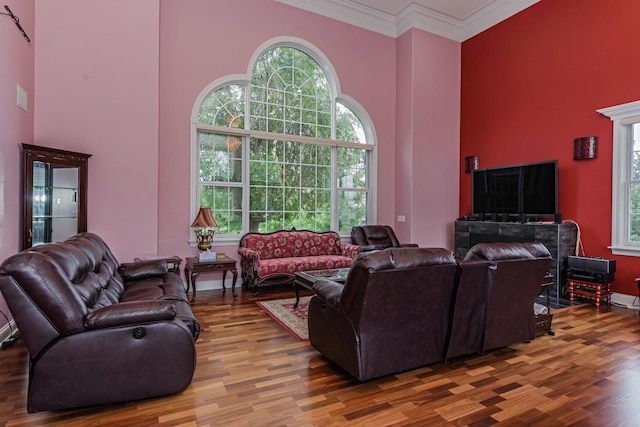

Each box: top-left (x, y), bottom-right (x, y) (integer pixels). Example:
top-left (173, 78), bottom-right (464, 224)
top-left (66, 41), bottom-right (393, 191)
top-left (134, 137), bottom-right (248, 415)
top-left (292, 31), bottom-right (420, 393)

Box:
top-left (2, 287), bottom-right (640, 426)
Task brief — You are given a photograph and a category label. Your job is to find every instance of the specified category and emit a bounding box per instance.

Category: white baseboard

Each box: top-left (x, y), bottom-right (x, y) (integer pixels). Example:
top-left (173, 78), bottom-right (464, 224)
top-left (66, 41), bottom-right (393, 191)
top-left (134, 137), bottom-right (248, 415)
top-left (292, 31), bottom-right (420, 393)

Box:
top-left (188, 278), bottom-right (236, 292)
top-left (611, 292), bottom-right (640, 310)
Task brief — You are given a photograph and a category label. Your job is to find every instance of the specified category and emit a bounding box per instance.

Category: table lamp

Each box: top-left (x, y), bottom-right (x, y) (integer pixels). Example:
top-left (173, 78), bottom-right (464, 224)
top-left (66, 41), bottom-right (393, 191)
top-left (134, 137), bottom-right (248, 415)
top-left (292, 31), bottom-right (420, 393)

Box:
top-left (191, 207), bottom-right (219, 261)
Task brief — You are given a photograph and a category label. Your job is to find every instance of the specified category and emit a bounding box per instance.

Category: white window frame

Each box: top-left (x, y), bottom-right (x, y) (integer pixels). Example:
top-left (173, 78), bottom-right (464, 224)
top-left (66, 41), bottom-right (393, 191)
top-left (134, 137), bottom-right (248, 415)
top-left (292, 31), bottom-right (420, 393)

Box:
top-left (188, 38), bottom-right (378, 246)
top-left (598, 99), bottom-right (640, 256)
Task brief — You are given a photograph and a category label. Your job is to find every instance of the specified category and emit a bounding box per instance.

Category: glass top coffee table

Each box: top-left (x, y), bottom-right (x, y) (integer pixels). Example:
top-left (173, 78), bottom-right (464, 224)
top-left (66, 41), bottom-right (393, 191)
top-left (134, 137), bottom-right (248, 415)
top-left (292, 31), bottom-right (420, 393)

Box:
top-left (293, 268), bottom-right (350, 307)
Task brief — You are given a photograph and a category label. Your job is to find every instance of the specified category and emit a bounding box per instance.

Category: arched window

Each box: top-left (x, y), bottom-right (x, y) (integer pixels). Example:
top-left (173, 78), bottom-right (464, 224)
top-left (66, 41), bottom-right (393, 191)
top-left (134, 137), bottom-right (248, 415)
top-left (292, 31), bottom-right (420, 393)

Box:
top-left (192, 40), bottom-right (375, 242)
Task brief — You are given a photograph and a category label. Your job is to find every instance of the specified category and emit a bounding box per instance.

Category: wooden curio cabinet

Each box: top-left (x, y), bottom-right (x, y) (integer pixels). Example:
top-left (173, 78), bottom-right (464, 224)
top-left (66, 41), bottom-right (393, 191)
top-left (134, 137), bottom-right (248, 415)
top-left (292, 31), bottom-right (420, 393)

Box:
top-left (22, 144), bottom-right (91, 249)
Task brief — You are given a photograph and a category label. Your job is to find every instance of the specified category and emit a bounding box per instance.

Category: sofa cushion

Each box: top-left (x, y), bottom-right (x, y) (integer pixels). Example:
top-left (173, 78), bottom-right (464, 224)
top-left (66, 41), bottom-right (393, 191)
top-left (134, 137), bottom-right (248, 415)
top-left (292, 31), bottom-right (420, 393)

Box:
top-left (241, 230), bottom-right (343, 260)
top-left (119, 260), bottom-right (169, 281)
top-left (258, 255), bottom-right (354, 278)
top-left (120, 275), bottom-right (188, 303)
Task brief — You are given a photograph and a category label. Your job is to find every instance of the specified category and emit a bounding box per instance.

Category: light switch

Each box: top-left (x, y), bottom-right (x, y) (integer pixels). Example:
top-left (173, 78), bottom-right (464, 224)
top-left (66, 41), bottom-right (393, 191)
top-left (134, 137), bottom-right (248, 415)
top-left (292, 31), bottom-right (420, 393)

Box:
top-left (17, 84), bottom-right (27, 112)
top-left (397, 215), bottom-right (406, 222)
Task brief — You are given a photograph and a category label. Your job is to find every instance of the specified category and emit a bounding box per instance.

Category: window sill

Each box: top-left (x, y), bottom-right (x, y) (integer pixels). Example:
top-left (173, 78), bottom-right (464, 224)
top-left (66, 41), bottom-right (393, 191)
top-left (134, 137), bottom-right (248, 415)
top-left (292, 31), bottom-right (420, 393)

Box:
top-left (609, 246), bottom-right (640, 257)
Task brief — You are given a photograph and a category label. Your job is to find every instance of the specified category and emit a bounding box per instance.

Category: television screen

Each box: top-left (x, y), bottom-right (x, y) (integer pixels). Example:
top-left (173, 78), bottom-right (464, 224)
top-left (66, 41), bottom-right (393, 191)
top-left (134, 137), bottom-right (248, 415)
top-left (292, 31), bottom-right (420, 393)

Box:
top-left (472, 160), bottom-right (558, 218)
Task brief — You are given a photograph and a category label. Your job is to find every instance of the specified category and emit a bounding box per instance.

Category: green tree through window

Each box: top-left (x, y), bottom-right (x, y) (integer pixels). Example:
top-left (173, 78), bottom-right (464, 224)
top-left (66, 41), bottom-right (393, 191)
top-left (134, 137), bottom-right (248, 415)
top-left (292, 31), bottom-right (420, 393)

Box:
top-left (195, 43), bottom-right (372, 236)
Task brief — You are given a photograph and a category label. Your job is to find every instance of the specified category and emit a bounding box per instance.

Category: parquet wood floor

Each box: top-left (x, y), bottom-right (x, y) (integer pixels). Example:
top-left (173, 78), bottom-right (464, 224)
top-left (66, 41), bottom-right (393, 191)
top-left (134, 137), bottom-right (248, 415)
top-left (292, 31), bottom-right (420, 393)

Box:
top-left (2, 287), bottom-right (640, 426)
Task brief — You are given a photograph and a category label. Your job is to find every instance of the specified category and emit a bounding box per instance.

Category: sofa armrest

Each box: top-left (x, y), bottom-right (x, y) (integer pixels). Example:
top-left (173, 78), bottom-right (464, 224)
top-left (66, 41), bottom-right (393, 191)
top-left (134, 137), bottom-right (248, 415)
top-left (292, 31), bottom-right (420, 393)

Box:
top-left (312, 279), bottom-right (344, 308)
top-left (238, 247), bottom-right (261, 261)
top-left (238, 247), bottom-right (261, 281)
top-left (85, 300), bottom-right (176, 329)
top-left (340, 242), bottom-right (362, 259)
top-left (360, 244), bottom-right (384, 252)
top-left (398, 243), bottom-right (419, 248)
top-left (118, 259), bottom-right (168, 282)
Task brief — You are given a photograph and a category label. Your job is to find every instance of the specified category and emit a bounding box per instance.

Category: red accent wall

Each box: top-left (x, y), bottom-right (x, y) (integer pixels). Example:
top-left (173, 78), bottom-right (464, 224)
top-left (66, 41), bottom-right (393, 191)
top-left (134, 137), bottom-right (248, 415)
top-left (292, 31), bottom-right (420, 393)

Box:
top-left (460, 0), bottom-right (640, 296)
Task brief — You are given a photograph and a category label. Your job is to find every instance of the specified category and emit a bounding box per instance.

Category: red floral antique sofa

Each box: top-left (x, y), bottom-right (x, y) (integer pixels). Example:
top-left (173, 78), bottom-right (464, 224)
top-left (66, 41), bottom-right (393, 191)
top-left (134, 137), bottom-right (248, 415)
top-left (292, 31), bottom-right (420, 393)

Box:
top-left (238, 229), bottom-right (362, 292)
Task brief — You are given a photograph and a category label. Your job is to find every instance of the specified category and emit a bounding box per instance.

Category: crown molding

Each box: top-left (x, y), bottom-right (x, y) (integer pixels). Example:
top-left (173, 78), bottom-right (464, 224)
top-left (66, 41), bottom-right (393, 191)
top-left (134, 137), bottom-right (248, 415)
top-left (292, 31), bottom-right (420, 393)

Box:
top-left (396, 4), bottom-right (463, 41)
top-left (274, 0), bottom-right (398, 38)
top-left (461, 0), bottom-right (540, 41)
top-left (274, 0), bottom-right (540, 42)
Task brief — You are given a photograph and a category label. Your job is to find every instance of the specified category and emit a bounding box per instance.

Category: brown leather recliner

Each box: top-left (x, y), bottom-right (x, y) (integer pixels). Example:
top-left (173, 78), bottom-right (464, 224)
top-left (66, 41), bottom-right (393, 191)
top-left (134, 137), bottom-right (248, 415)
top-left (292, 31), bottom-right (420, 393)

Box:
top-left (0, 232), bottom-right (199, 412)
top-left (308, 247), bottom-right (458, 381)
top-left (350, 225), bottom-right (418, 251)
top-left (446, 242), bottom-right (552, 360)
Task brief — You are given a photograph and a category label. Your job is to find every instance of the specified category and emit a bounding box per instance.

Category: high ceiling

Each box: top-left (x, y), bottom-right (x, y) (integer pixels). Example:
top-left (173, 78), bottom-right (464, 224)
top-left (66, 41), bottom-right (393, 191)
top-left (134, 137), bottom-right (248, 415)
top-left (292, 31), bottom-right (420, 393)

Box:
top-left (274, 0), bottom-right (540, 41)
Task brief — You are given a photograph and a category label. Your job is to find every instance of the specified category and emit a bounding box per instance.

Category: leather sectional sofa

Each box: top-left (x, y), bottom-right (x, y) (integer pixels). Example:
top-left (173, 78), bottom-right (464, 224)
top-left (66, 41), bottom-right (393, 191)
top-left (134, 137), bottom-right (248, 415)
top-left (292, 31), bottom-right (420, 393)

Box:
top-left (0, 233), bottom-right (199, 413)
top-left (308, 242), bottom-right (552, 381)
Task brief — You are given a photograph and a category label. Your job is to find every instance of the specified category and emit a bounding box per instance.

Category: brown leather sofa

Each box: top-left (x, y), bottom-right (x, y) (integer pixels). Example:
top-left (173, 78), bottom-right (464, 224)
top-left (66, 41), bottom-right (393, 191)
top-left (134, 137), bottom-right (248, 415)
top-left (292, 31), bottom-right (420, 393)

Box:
top-left (308, 242), bottom-right (552, 380)
top-left (308, 247), bottom-right (458, 381)
top-left (446, 242), bottom-right (552, 359)
top-left (0, 233), bottom-right (199, 412)
top-left (350, 225), bottom-right (418, 251)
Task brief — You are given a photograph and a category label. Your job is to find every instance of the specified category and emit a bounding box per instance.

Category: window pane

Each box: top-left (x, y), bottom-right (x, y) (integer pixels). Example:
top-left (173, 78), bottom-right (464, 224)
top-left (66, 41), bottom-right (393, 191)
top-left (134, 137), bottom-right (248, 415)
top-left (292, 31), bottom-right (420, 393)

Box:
top-left (629, 124), bottom-right (640, 243)
top-left (338, 147), bottom-right (367, 188)
top-left (198, 84), bottom-right (245, 127)
top-left (632, 123), bottom-right (640, 180)
top-left (199, 185), bottom-right (242, 234)
top-left (198, 132), bottom-right (243, 183)
top-left (336, 102), bottom-right (366, 143)
top-left (629, 183), bottom-right (640, 242)
top-left (338, 190), bottom-right (367, 232)
top-left (249, 137), bottom-right (333, 233)
top-left (250, 46), bottom-right (330, 138)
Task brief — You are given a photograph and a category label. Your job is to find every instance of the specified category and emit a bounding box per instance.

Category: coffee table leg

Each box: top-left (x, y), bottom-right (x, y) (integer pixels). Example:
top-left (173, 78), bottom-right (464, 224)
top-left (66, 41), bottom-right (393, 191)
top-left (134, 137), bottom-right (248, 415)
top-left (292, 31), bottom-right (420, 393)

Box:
top-left (293, 282), bottom-right (300, 307)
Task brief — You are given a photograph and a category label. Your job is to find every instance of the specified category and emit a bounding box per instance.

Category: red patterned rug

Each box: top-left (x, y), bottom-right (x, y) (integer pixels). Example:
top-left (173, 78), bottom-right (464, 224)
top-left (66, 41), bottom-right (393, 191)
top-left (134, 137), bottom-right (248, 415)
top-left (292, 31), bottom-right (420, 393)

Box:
top-left (257, 296), bottom-right (311, 341)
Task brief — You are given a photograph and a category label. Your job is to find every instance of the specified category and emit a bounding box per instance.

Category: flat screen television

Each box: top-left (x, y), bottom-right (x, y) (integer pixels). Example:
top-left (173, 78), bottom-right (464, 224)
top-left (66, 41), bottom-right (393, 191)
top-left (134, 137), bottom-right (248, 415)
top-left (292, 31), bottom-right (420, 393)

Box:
top-left (472, 160), bottom-right (559, 219)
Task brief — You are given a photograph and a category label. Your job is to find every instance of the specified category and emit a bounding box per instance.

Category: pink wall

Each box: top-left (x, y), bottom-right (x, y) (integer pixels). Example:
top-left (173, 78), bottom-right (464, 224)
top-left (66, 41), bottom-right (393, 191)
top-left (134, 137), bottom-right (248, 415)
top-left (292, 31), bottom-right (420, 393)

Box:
top-left (460, 0), bottom-right (640, 295)
top-left (34, 0), bottom-right (160, 262)
top-left (396, 30), bottom-right (460, 248)
top-left (0, 0), bottom-right (460, 307)
top-left (158, 0), bottom-right (398, 259)
top-left (0, 0), bottom-right (34, 324)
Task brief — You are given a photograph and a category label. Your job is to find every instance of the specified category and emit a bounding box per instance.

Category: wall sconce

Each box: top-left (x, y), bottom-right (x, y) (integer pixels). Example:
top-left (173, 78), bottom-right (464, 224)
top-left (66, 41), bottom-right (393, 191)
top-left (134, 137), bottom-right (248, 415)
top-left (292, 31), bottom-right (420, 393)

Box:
top-left (574, 136), bottom-right (598, 160)
top-left (464, 155), bottom-right (479, 173)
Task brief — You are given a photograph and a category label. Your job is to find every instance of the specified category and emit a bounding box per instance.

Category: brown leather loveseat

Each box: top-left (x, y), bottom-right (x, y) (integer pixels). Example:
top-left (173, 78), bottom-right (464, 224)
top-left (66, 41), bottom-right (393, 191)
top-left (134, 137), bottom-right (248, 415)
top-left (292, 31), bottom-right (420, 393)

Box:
top-left (446, 242), bottom-right (552, 360)
top-left (0, 232), bottom-right (199, 412)
top-left (308, 247), bottom-right (458, 381)
top-left (308, 242), bottom-right (552, 381)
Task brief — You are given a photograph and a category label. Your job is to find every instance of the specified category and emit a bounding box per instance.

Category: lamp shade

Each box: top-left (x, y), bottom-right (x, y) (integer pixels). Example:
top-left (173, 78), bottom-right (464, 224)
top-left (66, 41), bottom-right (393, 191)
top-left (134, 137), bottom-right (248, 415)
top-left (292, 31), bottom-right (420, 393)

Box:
top-left (190, 207), bottom-right (219, 228)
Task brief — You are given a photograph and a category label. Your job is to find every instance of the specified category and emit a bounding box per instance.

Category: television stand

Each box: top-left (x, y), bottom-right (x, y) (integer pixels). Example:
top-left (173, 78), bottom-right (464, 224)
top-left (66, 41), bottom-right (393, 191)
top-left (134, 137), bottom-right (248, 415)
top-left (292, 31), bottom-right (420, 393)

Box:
top-left (455, 219), bottom-right (578, 307)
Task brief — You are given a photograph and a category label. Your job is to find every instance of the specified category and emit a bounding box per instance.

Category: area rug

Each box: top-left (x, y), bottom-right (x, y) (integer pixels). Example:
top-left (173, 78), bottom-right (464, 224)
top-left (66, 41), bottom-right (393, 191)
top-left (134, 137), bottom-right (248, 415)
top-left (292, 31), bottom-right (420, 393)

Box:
top-left (257, 296), bottom-right (311, 341)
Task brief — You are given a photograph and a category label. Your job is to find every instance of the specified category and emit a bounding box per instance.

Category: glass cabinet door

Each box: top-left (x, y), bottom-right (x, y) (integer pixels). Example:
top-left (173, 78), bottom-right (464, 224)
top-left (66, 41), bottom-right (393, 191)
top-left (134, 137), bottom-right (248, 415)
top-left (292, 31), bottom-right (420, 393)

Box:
top-left (22, 144), bottom-right (91, 249)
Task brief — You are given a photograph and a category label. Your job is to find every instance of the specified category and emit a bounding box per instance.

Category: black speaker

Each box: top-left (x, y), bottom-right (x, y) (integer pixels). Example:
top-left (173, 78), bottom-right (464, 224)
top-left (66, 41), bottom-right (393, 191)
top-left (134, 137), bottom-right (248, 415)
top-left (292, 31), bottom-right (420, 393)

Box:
top-left (554, 213), bottom-right (562, 224)
top-left (568, 256), bottom-right (616, 274)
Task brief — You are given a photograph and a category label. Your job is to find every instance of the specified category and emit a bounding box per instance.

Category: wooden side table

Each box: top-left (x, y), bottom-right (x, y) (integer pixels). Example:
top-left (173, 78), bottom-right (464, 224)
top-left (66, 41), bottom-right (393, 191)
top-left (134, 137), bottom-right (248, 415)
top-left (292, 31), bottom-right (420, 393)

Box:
top-left (535, 276), bottom-right (555, 336)
top-left (184, 256), bottom-right (238, 303)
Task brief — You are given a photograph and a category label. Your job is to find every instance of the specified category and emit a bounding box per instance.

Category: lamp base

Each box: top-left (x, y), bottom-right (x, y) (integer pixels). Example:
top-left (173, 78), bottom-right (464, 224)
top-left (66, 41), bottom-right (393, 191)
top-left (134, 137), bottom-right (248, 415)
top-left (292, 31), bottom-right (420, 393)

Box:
top-left (199, 250), bottom-right (217, 261)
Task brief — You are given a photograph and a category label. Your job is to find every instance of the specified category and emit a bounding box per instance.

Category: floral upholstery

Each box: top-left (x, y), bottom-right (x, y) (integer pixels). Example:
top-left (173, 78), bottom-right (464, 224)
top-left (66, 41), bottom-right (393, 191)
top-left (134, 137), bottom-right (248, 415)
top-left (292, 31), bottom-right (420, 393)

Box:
top-left (238, 229), bottom-right (362, 289)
